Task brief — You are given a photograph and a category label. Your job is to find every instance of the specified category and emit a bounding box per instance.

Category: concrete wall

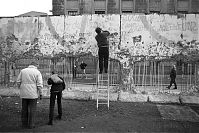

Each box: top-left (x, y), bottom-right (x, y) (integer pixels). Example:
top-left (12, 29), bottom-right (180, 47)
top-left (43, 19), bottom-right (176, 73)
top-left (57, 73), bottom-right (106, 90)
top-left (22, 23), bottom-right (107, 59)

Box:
top-left (0, 14), bottom-right (199, 65)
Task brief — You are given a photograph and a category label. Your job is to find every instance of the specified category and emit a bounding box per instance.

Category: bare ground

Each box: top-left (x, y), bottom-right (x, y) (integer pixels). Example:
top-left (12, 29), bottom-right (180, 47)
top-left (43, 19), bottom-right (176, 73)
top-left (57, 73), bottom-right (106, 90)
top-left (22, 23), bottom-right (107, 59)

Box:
top-left (0, 96), bottom-right (199, 132)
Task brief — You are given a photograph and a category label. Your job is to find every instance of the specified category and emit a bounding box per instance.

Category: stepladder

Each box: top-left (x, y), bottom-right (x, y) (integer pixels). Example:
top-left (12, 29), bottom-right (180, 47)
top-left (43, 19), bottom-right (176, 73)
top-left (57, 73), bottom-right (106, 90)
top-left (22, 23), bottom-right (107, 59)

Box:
top-left (96, 60), bottom-right (110, 110)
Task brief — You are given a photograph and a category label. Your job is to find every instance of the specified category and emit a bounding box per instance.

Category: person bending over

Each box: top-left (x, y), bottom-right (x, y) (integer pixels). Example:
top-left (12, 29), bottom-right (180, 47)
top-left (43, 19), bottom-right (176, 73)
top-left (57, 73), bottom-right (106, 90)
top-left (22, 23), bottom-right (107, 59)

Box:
top-left (47, 70), bottom-right (65, 125)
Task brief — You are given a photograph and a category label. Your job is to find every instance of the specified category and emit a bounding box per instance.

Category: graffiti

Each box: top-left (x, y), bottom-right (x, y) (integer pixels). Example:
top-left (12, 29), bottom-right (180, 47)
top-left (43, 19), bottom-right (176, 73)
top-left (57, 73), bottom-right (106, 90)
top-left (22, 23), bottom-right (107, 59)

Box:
top-left (133, 35), bottom-right (142, 43)
top-left (122, 15), bottom-right (141, 22)
top-left (156, 21), bottom-right (198, 32)
top-left (0, 14), bottom-right (199, 62)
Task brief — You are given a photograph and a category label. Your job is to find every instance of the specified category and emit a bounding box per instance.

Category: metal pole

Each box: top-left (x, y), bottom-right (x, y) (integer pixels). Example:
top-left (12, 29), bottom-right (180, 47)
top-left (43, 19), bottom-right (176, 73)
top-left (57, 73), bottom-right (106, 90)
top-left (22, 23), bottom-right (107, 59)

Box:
top-left (64, 0), bottom-right (66, 15)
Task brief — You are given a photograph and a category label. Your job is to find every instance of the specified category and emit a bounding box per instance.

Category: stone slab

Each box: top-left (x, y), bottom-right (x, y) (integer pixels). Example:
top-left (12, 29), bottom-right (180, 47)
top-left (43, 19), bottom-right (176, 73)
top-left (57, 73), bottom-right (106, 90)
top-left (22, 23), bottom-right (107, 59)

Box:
top-left (91, 92), bottom-right (118, 101)
top-left (180, 96), bottom-right (199, 104)
top-left (157, 104), bottom-right (199, 122)
top-left (119, 91), bottom-right (148, 102)
top-left (148, 94), bottom-right (180, 104)
top-left (62, 90), bottom-right (91, 100)
top-left (0, 88), bottom-right (19, 96)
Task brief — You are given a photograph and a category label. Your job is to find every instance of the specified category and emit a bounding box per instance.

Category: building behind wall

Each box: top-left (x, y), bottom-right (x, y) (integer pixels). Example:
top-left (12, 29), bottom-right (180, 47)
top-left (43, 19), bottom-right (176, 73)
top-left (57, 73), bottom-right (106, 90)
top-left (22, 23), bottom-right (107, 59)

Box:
top-left (52, 0), bottom-right (199, 15)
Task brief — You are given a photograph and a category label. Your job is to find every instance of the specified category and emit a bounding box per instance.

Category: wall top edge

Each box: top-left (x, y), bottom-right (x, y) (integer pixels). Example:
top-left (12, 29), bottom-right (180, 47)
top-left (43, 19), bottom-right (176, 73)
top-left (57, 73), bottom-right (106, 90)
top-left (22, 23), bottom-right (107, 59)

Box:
top-left (1, 13), bottom-right (199, 19)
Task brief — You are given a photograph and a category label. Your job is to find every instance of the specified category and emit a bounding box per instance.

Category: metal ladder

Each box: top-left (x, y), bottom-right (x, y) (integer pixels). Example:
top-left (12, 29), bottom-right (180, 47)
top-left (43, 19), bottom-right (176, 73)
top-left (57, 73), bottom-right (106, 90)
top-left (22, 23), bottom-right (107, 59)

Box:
top-left (96, 60), bottom-right (110, 110)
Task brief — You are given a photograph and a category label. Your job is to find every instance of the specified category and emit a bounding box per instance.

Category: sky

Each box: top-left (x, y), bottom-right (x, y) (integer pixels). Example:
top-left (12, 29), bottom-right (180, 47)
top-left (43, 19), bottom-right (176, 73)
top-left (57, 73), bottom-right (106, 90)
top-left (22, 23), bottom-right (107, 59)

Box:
top-left (0, 0), bottom-right (52, 17)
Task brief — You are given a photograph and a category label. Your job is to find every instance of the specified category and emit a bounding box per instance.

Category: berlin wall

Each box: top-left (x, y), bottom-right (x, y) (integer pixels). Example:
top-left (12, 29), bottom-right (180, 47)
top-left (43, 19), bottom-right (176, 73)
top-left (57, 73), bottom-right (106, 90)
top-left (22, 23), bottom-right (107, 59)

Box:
top-left (0, 14), bottom-right (199, 65)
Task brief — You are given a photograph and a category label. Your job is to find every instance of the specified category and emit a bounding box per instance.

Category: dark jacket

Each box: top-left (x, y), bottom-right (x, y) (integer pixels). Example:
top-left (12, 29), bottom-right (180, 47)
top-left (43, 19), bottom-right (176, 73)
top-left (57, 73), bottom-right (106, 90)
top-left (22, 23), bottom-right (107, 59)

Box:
top-left (170, 68), bottom-right (176, 79)
top-left (47, 74), bottom-right (65, 92)
top-left (80, 62), bottom-right (87, 70)
top-left (95, 31), bottom-right (110, 47)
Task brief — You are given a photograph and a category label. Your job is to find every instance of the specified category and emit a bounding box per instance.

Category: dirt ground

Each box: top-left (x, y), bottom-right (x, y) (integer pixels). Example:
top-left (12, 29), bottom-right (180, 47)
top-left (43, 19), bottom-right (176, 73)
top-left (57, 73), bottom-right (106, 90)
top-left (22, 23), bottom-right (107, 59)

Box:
top-left (0, 96), bottom-right (199, 132)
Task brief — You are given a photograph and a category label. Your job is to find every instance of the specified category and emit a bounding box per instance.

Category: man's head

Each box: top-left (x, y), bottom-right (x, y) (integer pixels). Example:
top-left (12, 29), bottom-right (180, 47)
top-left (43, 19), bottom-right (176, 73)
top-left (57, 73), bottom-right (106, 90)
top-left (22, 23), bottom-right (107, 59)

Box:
top-left (172, 65), bottom-right (176, 69)
top-left (95, 27), bottom-right (102, 34)
top-left (30, 61), bottom-right (39, 67)
top-left (51, 69), bottom-right (58, 74)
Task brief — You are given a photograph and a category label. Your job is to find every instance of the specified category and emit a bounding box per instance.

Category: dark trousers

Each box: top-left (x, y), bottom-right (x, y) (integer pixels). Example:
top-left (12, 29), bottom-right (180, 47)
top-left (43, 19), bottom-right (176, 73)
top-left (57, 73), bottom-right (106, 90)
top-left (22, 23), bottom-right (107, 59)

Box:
top-left (98, 47), bottom-right (109, 73)
top-left (49, 91), bottom-right (62, 121)
top-left (168, 78), bottom-right (177, 89)
top-left (21, 98), bottom-right (37, 128)
top-left (73, 68), bottom-right (77, 79)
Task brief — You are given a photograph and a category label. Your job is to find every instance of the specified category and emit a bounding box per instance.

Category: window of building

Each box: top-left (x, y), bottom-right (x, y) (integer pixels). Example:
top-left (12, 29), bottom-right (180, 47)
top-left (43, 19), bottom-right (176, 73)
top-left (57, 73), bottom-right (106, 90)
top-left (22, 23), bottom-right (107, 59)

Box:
top-left (149, 0), bottom-right (161, 13)
top-left (177, 11), bottom-right (188, 14)
top-left (177, 0), bottom-right (189, 13)
top-left (122, 10), bottom-right (133, 14)
top-left (68, 10), bottom-right (78, 16)
top-left (95, 10), bottom-right (105, 14)
top-left (150, 11), bottom-right (160, 14)
top-left (94, 0), bottom-right (106, 10)
top-left (66, 0), bottom-right (79, 9)
top-left (191, 0), bottom-right (199, 13)
top-left (167, 0), bottom-right (175, 13)
top-left (135, 0), bottom-right (148, 13)
top-left (122, 0), bottom-right (134, 12)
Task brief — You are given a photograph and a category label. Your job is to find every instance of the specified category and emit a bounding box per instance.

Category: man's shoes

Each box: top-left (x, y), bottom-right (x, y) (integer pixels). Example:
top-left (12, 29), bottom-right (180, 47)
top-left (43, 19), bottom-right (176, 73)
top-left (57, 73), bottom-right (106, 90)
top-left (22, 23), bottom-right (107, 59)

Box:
top-left (28, 125), bottom-right (36, 129)
top-left (166, 86), bottom-right (170, 89)
top-left (48, 121), bottom-right (53, 125)
top-left (99, 71), bottom-right (102, 74)
top-left (21, 125), bottom-right (28, 129)
top-left (173, 88), bottom-right (177, 89)
top-left (105, 70), bottom-right (108, 73)
top-left (56, 115), bottom-right (62, 120)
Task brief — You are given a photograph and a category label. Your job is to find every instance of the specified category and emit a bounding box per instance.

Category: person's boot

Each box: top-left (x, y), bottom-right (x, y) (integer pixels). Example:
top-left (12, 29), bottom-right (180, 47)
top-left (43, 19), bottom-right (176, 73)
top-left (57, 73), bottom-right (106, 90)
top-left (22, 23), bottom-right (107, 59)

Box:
top-left (56, 115), bottom-right (61, 120)
top-left (105, 69), bottom-right (108, 73)
top-left (48, 120), bottom-right (53, 125)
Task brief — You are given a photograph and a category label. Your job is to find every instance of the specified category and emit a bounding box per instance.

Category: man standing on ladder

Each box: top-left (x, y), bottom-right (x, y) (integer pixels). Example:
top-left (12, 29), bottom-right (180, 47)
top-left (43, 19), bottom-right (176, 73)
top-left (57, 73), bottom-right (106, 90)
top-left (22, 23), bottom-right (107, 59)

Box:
top-left (95, 27), bottom-right (110, 74)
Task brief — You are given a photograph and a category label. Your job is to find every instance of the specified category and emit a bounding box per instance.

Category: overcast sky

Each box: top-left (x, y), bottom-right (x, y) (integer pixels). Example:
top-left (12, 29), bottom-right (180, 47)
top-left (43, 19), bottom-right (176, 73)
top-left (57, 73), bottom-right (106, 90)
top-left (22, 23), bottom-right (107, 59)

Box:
top-left (0, 0), bottom-right (52, 17)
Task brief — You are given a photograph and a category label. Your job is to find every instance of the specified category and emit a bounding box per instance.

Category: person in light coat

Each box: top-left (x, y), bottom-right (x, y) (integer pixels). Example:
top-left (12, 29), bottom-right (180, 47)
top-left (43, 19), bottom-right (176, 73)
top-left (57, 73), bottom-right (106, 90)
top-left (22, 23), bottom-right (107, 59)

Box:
top-left (17, 61), bottom-right (43, 129)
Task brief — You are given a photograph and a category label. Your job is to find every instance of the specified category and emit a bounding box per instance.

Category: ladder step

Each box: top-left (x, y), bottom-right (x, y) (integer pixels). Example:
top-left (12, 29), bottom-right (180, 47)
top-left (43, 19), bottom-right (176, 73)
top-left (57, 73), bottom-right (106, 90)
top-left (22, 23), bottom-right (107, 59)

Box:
top-left (98, 73), bottom-right (109, 75)
top-left (98, 89), bottom-right (108, 91)
top-left (98, 79), bottom-right (109, 81)
top-left (98, 86), bottom-right (108, 90)
top-left (98, 97), bottom-right (108, 100)
top-left (98, 102), bottom-right (108, 105)
top-left (98, 94), bottom-right (108, 96)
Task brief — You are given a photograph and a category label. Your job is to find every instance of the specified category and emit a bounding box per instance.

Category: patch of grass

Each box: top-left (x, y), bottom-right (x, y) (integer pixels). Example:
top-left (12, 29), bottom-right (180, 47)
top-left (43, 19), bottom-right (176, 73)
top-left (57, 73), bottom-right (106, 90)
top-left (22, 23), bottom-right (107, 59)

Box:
top-left (0, 96), bottom-right (97, 132)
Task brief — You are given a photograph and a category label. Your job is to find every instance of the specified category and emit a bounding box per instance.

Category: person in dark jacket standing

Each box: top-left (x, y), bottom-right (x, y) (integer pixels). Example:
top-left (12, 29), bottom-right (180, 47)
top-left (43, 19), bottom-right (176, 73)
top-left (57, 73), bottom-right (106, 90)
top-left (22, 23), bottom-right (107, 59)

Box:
top-left (47, 70), bottom-right (65, 125)
top-left (95, 27), bottom-right (110, 74)
top-left (80, 61), bottom-right (87, 79)
top-left (167, 65), bottom-right (177, 89)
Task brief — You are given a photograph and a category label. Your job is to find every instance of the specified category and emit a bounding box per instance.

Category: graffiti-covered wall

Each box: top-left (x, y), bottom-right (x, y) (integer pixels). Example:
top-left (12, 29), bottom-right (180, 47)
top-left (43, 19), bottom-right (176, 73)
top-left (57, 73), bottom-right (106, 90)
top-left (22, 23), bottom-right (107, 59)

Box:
top-left (0, 14), bottom-right (199, 64)
top-left (121, 14), bottom-right (199, 60)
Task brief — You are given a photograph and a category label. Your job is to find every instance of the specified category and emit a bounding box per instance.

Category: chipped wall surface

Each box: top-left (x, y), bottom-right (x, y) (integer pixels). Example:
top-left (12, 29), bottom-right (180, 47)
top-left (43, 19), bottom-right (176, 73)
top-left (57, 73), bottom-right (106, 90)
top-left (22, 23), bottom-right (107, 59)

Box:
top-left (0, 14), bottom-right (199, 62)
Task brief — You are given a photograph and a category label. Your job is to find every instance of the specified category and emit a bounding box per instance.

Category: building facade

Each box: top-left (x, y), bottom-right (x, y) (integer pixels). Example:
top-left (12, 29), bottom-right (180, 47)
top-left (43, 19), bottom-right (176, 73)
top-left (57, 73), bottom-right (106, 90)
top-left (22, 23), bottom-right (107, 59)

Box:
top-left (52, 0), bottom-right (199, 15)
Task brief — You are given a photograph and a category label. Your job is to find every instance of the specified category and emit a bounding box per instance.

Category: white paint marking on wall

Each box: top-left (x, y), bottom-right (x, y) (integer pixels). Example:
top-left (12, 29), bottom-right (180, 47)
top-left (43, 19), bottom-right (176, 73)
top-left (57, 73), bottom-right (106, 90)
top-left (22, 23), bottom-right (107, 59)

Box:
top-left (80, 15), bottom-right (88, 34)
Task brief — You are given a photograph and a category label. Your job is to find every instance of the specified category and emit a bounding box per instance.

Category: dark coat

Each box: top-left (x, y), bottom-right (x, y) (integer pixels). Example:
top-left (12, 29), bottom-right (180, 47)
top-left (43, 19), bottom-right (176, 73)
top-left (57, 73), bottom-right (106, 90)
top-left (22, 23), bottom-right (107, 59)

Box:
top-left (95, 31), bottom-right (110, 47)
top-left (47, 75), bottom-right (65, 92)
top-left (80, 62), bottom-right (87, 70)
top-left (170, 68), bottom-right (176, 79)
